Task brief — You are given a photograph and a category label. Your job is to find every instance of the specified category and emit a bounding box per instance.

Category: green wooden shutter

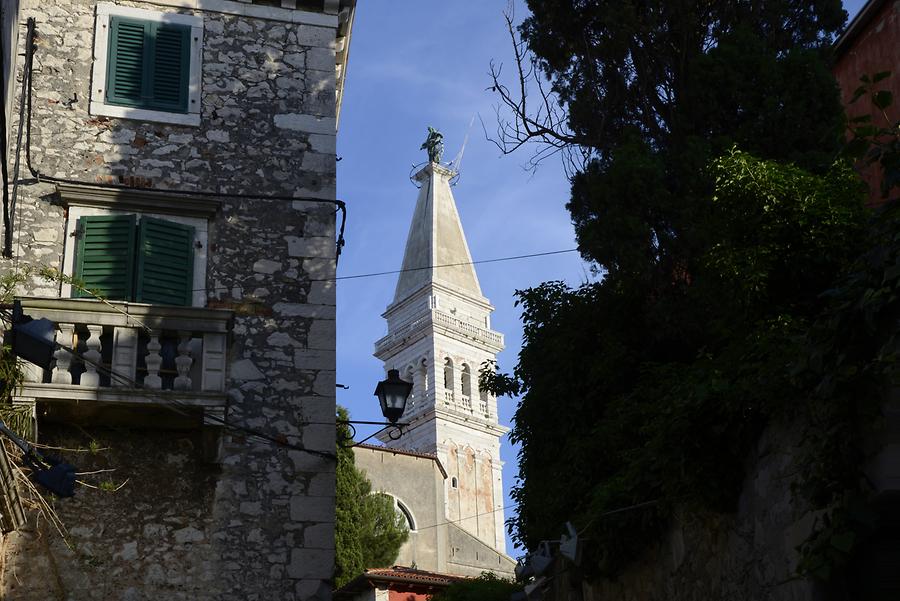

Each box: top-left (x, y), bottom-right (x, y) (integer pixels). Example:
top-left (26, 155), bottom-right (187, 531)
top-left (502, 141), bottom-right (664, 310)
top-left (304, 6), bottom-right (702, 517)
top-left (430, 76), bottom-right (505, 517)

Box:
top-left (74, 215), bottom-right (137, 301)
top-left (149, 23), bottom-right (190, 112)
top-left (106, 18), bottom-right (148, 107)
top-left (106, 17), bottom-right (190, 112)
top-left (135, 217), bottom-right (195, 306)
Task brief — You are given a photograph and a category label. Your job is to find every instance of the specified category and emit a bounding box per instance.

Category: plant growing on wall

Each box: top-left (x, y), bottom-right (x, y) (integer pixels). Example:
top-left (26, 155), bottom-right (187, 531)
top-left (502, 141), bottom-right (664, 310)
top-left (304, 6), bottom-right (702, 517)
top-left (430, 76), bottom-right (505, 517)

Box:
top-left (428, 572), bottom-right (521, 601)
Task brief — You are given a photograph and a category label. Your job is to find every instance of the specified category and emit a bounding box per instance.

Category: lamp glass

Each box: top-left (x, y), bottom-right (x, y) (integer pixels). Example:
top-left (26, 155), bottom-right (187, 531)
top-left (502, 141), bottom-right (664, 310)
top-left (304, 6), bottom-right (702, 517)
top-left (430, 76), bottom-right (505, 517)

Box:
top-left (374, 369), bottom-right (412, 423)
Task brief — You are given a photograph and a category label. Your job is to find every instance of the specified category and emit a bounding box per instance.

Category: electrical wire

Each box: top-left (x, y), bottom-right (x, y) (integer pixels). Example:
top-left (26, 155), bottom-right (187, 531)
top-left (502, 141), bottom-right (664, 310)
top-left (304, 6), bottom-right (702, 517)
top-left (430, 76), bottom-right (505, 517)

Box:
top-left (0, 3), bottom-right (11, 259)
top-left (9, 18), bottom-right (34, 267)
top-left (390, 496), bottom-right (660, 534)
top-left (412, 503), bottom-right (515, 532)
top-left (179, 247), bottom-right (581, 296)
top-left (330, 248), bottom-right (580, 282)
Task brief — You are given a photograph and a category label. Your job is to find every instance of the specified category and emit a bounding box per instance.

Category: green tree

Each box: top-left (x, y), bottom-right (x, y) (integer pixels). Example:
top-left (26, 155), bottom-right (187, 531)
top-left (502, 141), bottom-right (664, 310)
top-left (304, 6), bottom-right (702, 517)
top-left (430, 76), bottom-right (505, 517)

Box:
top-left (334, 407), bottom-right (409, 588)
top-left (428, 572), bottom-right (521, 601)
top-left (481, 2), bottom-right (900, 577)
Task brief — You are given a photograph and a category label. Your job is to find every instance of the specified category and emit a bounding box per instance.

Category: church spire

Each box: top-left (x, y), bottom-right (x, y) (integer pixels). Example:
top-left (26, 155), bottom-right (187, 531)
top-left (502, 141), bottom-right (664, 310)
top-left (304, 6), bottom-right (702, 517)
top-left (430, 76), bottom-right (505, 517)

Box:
top-left (393, 161), bottom-right (483, 304)
top-left (373, 130), bottom-right (509, 555)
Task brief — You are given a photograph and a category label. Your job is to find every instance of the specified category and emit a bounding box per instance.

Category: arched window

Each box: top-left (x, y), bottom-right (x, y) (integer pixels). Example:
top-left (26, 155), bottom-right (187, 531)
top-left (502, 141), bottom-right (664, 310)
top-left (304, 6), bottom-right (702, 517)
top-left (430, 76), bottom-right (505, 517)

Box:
top-left (443, 358), bottom-right (454, 404)
top-left (396, 499), bottom-right (417, 532)
top-left (405, 365), bottom-right (416, 413)
top-left (461, 364), bottom-right (472, 397)
top-left (419, 358), bottom-right (429, 392)
top-left (443, 358), bottom-right (453, 389)
top-left (450, 476), bottom-right (458, 489)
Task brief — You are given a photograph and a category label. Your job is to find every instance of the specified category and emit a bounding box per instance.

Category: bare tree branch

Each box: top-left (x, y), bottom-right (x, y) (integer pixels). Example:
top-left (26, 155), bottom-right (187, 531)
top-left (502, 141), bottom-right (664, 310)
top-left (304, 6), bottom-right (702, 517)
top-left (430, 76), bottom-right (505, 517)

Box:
top-left (485, 10), bottom-right (587, 172)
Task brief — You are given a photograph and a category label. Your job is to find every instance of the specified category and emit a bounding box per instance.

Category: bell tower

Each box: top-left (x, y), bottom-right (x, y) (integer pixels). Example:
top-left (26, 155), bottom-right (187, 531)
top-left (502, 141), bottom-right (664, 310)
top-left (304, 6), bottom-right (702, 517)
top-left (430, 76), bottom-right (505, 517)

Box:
top-left (374, 144), bottom-right (508, 554)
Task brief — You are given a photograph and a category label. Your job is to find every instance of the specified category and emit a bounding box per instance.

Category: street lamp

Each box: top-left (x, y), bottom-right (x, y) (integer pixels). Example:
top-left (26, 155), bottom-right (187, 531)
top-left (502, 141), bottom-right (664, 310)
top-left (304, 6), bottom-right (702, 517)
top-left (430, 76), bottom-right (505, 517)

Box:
top-left (337, 369), bottom-right (413, 447)
top-left (375, 369), bottom-right (413, 424)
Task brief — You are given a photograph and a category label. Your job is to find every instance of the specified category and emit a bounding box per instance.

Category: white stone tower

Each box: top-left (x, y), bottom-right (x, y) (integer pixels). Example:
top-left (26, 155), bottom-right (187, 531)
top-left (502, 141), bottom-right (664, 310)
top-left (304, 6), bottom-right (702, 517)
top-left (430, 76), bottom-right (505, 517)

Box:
top-left (374, 160), bottom-right (509, 554)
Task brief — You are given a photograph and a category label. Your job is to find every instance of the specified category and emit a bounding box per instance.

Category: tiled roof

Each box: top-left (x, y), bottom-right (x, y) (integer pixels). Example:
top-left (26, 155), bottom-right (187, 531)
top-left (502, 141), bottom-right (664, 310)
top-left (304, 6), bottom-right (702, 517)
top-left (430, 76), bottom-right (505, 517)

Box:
top-left (364, 566), bottom-right (469, 586)
top-left (353, 443), bottom-right (448, 478)
top-left (334, 566), bottom-right (470, 598)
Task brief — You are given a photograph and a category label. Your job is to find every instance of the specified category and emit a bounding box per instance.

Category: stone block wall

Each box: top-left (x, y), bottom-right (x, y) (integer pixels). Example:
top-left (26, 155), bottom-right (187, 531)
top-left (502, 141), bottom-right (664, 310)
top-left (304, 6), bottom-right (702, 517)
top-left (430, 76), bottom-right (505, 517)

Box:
top-left (0, 0), bottom-right (347, 598)
top-left (542, 420), bottom-right (822, 601)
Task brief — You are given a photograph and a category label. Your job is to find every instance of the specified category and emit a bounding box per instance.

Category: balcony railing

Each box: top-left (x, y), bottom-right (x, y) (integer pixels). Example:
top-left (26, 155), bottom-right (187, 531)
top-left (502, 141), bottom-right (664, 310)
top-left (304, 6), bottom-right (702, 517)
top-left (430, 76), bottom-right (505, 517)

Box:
top-left (13, 298), bottom-right (232, 413)
top-left (375, 310), bottom-right (504, 359)
top-left (479, 399), bottom-right (489, 417)
top-left (432, 311), bottom-right (503, 349)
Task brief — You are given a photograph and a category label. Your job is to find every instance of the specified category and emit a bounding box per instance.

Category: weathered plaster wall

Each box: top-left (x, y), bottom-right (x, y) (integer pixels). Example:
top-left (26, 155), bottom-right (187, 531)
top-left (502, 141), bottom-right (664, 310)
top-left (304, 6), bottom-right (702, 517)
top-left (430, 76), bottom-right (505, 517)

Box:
top-left (445, 442), bottom-right (498, 549)
top-left (353, 445), bottom-right (515, 579)
top-left (353, 446), bottom-right (446, 574)
top-left (1, 0), bottom-right (341, 598)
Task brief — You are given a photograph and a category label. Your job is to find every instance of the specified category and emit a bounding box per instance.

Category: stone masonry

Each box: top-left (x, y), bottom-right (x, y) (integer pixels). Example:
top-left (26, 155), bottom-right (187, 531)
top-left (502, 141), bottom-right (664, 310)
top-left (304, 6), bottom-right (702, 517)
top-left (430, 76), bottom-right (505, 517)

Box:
top-left (0, 0), bottom-right (354, 599)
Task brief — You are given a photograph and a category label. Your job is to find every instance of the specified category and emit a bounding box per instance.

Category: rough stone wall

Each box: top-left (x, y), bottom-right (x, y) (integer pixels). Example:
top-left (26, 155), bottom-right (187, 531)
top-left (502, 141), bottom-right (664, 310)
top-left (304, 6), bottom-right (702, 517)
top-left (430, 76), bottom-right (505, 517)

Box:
top-left (1, 0), bottom-right (341, 599)
top-left (4, 425), bottom-right (219, 600)
top-left (544, 421), bottom-right (821, 601)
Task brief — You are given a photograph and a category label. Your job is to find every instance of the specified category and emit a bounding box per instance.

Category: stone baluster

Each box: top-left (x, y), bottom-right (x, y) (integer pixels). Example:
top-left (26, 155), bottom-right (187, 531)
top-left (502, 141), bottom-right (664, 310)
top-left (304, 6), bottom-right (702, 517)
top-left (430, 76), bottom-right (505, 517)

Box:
top-left (80, 325), bottom-right (104, 387)
top-left (144, 331), bottom-right (163, 389)
top-left (111, 326), bottom-right (139, 387)
top-left (201, 332), bottom-right (226, 392)
top-left (51, 324), bottom-right (75, 384)
top-left (174, 332), bottom-right (193, 390)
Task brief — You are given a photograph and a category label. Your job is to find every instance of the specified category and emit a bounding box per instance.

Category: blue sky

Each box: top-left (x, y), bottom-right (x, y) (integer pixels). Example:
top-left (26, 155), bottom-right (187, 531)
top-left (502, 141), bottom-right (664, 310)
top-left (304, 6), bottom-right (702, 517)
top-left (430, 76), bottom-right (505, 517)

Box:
top-left (335, 0), bottom-right (869, 557)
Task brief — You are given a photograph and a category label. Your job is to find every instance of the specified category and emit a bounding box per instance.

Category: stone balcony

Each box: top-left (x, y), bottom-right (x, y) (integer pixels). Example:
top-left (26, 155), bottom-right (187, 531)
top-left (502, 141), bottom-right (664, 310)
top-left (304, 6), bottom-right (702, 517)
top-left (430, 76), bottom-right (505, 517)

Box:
top-left (12, 298), bottom-right (233, 431)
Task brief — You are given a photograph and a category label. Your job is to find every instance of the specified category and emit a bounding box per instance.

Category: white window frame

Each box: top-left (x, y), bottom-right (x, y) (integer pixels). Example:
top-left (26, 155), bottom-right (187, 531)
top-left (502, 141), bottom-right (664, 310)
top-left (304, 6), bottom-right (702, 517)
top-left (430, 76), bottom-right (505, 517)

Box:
top-left (90, 2), bottom-right (203, 126)
top-left (62, 206), bottom-right (208, 308)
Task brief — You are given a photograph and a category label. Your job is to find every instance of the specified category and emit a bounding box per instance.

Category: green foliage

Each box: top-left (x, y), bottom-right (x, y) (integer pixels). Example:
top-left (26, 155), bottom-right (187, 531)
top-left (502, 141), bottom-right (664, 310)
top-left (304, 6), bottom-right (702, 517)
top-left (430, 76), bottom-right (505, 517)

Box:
top-left (334, 407), bottom-right (409, 588)
top-left (844, 72), bottom-right (900, 198)
top-left (486, 1), bottom-right (900, 582)
top-left (98, 480), bottom-right (117, 492)
top-left (428, 572), bottom-right (521, 601)
top-left (483, 151), bottom-right (874, 574)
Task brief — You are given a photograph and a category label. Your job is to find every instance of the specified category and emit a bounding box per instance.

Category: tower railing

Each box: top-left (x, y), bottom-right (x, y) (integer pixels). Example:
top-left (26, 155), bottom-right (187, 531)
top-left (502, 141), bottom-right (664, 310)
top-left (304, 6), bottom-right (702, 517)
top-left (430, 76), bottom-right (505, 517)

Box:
top-left (375, 309), bottom-right (504, 357)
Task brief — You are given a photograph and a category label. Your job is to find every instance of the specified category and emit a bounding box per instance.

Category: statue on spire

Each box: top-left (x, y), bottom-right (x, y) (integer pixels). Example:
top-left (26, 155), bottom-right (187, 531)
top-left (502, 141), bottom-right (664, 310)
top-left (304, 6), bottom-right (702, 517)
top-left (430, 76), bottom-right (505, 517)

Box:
top-left (420, 127), bottom-right (444, 164)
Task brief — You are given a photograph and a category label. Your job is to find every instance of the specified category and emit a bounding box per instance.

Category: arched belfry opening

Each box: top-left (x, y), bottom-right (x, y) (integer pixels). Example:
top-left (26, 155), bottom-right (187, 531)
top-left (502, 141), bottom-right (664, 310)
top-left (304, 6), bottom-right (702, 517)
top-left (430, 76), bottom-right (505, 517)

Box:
top-left (443, 358), bottom-right (454, 404)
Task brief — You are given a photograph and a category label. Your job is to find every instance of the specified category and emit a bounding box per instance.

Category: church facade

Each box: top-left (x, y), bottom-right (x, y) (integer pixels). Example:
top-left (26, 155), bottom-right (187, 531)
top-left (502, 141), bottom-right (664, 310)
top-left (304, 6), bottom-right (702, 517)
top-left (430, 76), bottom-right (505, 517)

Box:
top-left (353, 159), bottom-right (515, 578)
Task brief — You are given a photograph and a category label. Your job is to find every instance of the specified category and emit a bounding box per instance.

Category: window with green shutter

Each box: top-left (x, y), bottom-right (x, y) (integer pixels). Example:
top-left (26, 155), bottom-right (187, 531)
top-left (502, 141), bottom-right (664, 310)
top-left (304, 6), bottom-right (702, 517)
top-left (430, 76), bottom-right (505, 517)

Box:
top-left (74, 215), bottom-right (195, 307)
top-left (74, 214), bottom-right (137, 301)
top-left (106, 17), bottom-right (191, 113)
top-left (135, 217), bottom-right (195, 306)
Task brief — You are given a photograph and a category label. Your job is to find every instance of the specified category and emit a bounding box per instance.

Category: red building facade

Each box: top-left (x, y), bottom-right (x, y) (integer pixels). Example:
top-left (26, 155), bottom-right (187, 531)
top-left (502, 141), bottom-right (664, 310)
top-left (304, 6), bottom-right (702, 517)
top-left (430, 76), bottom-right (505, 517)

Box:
top-left (832, 0), bottom-right (900, 205)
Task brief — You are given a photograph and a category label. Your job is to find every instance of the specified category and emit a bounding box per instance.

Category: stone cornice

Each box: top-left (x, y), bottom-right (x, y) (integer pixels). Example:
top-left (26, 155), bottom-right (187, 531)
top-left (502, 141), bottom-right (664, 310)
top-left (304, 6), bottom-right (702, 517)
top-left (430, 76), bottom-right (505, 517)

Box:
top-left (382, 281), bottom-right (493, 321)
top-left (396, 406), bottom-right (510, 439)
top-left (55, 182), bottom-right (222, 219)
top-left (374, 308), bottom-right (504, 360)
top-left (18, 383), bottom-right (226, 407)
top-left (16, 297), bottom-right (233, 332)
top-left (133, 0), bottom-right (341, 25)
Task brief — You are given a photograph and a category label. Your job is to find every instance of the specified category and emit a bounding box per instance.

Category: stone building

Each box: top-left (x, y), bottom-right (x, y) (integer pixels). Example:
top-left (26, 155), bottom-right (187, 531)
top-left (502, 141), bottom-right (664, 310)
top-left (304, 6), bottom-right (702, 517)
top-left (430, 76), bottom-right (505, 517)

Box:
top-left (352, 159), bottom-right (516, 579)
top-left (0, 0), bottom-right (355, 599)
